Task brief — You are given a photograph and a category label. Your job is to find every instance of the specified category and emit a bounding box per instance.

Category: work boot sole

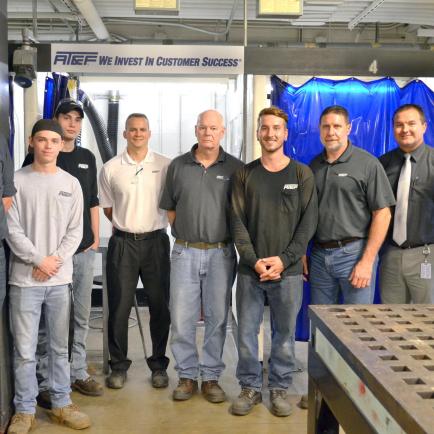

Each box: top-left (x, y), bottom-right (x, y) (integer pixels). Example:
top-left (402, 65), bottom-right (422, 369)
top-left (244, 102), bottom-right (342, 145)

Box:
top-left (48, 412), bottom-right (91, 430)
top-left (231, 394), bottom-right (262, 416)
top-left (270, 405), bottom-right (292, 417)
top-left (71, 382), bottom-right (104, 396)
top-left (173, 382), bottom-right (198, 401)
top-left (203, 393), bottom-right (226, 403)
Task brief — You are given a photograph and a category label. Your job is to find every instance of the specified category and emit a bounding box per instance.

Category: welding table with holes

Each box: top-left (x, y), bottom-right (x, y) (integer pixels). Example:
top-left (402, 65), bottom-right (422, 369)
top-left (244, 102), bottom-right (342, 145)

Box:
top-left (308, 305), bottom-right (434, 434)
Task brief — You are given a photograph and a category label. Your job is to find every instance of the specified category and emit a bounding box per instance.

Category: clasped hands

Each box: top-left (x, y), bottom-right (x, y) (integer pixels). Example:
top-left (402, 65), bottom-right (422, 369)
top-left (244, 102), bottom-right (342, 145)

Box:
top-left (32, 256), bottom-right (63, 282)
top-left (254, 256), bottom-right (284, 282)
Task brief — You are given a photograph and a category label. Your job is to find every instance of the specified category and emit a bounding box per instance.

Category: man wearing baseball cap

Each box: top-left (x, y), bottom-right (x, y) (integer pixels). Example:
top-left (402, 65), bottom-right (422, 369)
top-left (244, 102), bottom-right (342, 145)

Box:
top-left (23, 99), bottom-right (102, 408)
top-left (7, 119), bottom-right (91, 432)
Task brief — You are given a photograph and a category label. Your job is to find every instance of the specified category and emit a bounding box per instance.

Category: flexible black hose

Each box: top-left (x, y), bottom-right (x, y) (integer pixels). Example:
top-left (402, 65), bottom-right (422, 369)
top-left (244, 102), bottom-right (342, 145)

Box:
top-left (78, 89), bottom-right (114, 163)
top-left (107, 91), bottom-right (119, 155)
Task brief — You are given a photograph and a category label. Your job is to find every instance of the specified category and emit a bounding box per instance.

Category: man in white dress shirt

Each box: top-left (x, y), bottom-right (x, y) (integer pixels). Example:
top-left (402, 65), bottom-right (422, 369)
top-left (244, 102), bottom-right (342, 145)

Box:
top-left (99, 113), bottom-right (171, 389)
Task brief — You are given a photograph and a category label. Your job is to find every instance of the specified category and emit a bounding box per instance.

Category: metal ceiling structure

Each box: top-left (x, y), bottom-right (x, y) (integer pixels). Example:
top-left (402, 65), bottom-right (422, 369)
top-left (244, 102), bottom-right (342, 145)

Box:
top-left (6, 0), bottom-right (434, 47)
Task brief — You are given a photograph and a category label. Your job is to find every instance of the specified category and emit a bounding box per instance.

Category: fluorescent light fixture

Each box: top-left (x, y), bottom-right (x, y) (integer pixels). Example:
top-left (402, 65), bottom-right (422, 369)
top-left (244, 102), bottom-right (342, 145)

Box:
top-left (257, 0), bottom-right (303, 18)
top-left (291, 21), bottom-right (325, 26)
top-left (417, 28), bottom-right (434, 38)
top-left (135, 0), bottom-right (179, 15)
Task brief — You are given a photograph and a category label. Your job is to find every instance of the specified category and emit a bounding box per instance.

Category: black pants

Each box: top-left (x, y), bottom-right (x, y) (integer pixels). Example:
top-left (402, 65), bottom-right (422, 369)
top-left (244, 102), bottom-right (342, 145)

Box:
top-left (106, 230), bottom-right (170, 372)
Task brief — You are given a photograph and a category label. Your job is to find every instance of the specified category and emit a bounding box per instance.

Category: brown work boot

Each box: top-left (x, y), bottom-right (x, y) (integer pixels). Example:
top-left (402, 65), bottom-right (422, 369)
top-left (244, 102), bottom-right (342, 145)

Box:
top-left (172, 378), bottom-right (198, 401)
top-left (48, 403), bottom-right (91, 430)
top-left (72, 377), bottom-right (104, 396)
top-left (7, 413), bottom-right (35, 434)
top-left (201, 380), bottom-right (226, 403)
top-left (231, 388), bottom-right (262, 416)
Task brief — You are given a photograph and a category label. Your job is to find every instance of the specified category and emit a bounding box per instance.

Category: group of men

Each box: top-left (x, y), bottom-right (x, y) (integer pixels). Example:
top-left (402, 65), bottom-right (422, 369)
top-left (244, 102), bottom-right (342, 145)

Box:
top-left (1, 98), bottom-right (431, 433)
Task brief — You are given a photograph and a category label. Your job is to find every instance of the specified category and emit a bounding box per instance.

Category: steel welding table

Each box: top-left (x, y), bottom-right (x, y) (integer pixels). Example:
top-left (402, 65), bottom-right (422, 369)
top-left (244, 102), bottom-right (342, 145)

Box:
top-left (308, 305), bottom-right (434, 434)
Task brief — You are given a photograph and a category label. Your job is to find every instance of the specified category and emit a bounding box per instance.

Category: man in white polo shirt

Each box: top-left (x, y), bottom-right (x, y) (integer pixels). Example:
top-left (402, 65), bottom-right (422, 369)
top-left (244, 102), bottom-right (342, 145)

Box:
top-left (99, 113), bottom-right (171, 389)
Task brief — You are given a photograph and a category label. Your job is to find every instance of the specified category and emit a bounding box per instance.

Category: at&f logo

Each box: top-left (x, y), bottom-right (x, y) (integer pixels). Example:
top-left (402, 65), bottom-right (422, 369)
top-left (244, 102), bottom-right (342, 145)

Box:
top-left (54, 51), bottom-right (98, 66)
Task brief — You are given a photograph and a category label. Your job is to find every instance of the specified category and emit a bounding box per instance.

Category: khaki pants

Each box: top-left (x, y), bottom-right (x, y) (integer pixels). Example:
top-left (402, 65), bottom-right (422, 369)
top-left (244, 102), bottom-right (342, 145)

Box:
top-left (379, 244), bottom-right (434, 304)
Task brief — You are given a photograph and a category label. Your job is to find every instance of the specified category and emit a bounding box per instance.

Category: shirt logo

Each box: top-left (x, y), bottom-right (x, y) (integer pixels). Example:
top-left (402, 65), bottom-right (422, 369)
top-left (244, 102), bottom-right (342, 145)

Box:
top-left (59, 191), bottom-right (72, 197)
top-left (338, 173), bottom-right (348, 177)
top-left (283, 184), bottom-right (298, 190)
top-left (216, 175), bottom-right (229, 181)
top-left (78, 163), bottom-right (88, 169)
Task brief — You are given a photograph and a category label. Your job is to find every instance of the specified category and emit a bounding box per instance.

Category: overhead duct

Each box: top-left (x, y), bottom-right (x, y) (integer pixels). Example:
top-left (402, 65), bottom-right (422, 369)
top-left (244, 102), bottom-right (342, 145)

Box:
top-left (78, 89), bottom-right (115, 163)
top-left (107, 91), bottom-right (120, 155)
top-left (72, 0), bottom-right (110, 40)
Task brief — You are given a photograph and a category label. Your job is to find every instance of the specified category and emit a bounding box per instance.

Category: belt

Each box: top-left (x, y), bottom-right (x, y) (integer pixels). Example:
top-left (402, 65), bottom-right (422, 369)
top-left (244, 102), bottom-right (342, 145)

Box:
top-left (114, 228), bottom-right (164, 241)
top-left (316, 237), bottom-right (364, 249)
top-left (175, 239), bottom-right (227, 250)
top-left (395, 242), bottom-right (432, 250)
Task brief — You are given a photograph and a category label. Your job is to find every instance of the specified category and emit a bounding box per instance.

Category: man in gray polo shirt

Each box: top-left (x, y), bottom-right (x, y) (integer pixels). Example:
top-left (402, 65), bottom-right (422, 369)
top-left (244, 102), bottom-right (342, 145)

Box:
top-left (308, 105), bottom-right (395, 305)
top-left (160, 109), bottom-right (243, 403)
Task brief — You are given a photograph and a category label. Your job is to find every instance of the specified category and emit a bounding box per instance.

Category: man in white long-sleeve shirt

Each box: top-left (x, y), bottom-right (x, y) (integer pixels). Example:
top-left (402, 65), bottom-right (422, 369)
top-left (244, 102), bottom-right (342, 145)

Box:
top-left (6, 119), bottom-right (90, 434)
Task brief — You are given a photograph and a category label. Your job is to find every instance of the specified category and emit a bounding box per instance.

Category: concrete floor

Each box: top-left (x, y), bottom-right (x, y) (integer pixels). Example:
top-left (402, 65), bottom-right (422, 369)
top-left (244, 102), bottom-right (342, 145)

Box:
top-left (31, 308), bottom-right (308, 434)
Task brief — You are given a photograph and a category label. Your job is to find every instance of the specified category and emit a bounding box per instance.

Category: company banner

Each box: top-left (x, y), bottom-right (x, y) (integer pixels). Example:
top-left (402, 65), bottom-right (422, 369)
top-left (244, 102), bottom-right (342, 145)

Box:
top-left (51, 44), bottom-right (244, 75)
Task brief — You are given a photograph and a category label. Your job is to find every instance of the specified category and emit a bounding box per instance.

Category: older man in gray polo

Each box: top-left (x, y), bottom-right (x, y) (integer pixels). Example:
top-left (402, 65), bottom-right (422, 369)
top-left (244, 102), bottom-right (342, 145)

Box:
top-left (160, 109), bottom-right (243, 403)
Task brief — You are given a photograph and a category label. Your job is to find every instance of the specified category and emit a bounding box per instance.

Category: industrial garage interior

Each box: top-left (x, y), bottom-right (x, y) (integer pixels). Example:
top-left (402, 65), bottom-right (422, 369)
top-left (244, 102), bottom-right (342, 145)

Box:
top-left (1, 1), bottom-right (434, 433)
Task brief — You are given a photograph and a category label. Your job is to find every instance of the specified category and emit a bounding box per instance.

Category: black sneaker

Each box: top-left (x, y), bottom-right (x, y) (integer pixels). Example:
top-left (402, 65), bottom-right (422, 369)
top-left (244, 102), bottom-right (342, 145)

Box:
top-left (151, 370), bottom-right (169, 388)
top-left (106, 371), bottom-right (127, 389)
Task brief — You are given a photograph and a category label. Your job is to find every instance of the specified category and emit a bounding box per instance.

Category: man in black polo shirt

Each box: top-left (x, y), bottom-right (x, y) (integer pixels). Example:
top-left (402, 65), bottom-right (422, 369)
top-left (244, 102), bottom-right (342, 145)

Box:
top-left (379, 104), bottom-right (433, 303)
top-left (230, 106), bottom-right (317, 417)
top-left (23, 99), bottom-right (102, 405)
top-left (308, 105), bottom-right (395, 305)
top-left (160, 109), bottom-right (243, 403)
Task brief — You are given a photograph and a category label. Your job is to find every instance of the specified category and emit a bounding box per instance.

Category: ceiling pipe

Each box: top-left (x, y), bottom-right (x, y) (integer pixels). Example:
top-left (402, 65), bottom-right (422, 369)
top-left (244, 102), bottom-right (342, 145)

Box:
top-left (32, 0), bottom-right (38, 39)
top-left (72, 0), bottom-right (110, 40)
top-left (9, 12), bottom-right (80, 20)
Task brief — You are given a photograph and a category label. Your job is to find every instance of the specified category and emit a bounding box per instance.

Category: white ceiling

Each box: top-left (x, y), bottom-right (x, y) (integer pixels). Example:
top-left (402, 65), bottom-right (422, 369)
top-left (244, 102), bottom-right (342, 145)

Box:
top-left (7, 0), bottom-right (434, 44)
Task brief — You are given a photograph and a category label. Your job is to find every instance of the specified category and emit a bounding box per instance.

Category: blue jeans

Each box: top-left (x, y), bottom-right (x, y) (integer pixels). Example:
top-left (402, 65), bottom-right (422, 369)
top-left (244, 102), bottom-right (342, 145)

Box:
top-left (310, 240), bottom-right (377, 304)
top-left (169, 243), bottom-right (236, 380)
top-left (236, 273), bottom-right (303, 391)
top-left (9, 284), bottom-right (72, 414)
top-left (37, 249), bottom-right (95, 388)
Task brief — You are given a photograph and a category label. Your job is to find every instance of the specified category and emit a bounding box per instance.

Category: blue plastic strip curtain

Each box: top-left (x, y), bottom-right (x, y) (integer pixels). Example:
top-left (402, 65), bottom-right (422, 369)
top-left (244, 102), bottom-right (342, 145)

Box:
top-left (43, 76), bottom-right (55, 119)
top-left (270, 75), bottom-right (434, 341)
top-left (43, 73), bottom-right (70, 119)
top-left (8, 75), bottom-right (15, 157)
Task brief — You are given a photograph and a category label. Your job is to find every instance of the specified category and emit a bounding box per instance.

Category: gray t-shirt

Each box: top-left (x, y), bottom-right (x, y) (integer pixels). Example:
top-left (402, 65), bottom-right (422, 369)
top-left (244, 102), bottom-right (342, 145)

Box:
top-left (0, 139), bottom-right (16, 240)
top-left (310, 142), bottom-right (395, 243)
top-left (7, 166), bottom-right (83, 287)
top-left (160, 145), bottom-right (244, 243)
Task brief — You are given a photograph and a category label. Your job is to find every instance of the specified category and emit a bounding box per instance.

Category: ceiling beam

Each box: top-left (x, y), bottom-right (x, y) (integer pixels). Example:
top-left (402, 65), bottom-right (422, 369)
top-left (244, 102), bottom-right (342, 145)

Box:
top-left (348, 0), bottom-right (386, 30)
